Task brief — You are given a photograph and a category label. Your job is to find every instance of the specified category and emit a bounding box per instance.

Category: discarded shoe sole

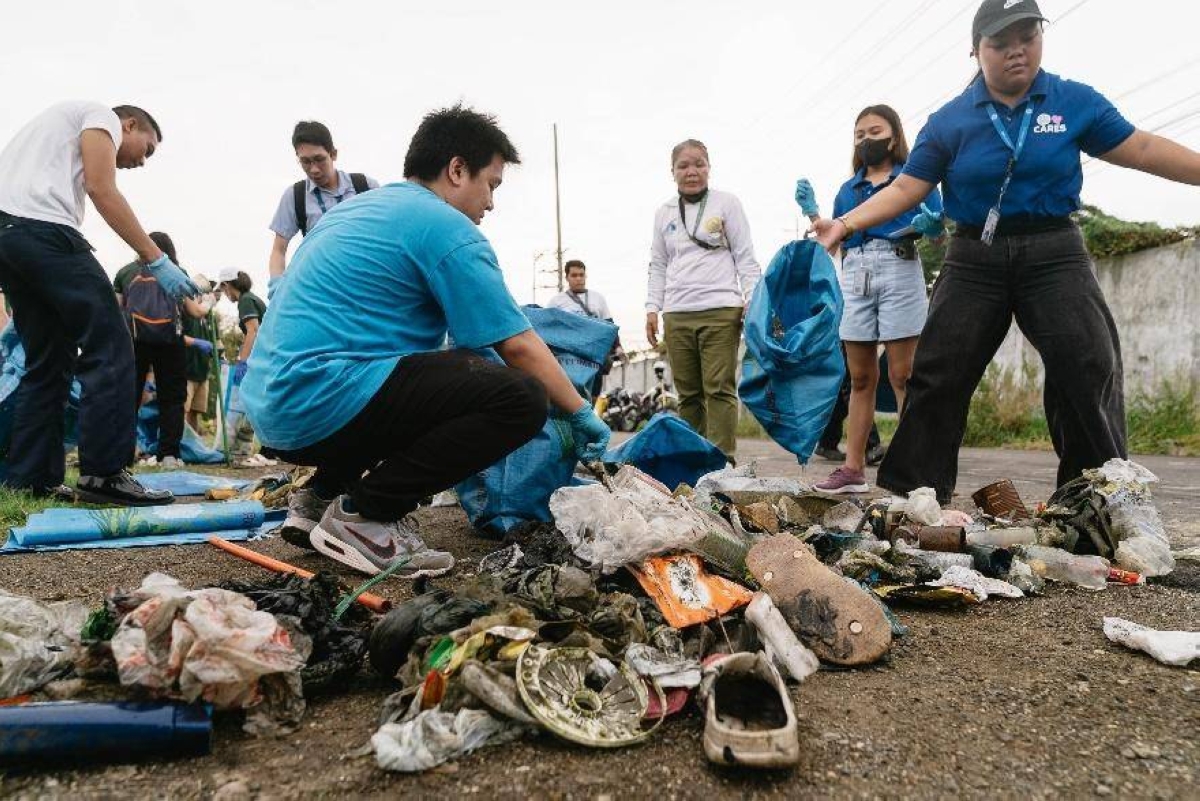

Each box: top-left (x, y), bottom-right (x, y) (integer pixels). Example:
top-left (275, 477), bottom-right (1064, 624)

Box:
top-left (746, 533), bottom-right (891, 666)
top-left (699, 651), bottom-right (799, 769)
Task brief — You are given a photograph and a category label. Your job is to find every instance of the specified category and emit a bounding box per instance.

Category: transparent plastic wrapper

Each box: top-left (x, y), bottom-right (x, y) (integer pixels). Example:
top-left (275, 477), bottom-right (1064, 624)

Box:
top-left (930, 566), bottom-right (1024, 601)
top-left (692, 463), bottom-right (810, 508)
top-left (887, 488), bottom-right (942, 526)
top-left (1103, 617), bottom-right (1199, 667)
top-left (372, 708), bottom-right (526, 772)
top-left (0, 591), bottom-right (89, 698)
top-left (550, 465), bottom-right (737, 572)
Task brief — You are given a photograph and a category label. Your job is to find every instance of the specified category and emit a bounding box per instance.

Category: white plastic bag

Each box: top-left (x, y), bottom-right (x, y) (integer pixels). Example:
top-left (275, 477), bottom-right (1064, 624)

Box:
top-left (930, 566), bottom-right (1024, 601)
top-left (1092, 459), bottom-right (1174, 577)
top-left (372, 708), bottom-right (524, 772)
top-left (0, 590), bottom-right (89, 698)
top-left (1103, 617), bottom-right (1199, 667)
top-left (887, 487), bottom-right (942, 526)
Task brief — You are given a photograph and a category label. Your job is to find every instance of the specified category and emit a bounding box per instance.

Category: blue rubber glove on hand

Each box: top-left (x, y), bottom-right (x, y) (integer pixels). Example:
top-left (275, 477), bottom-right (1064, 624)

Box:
top-left (568, 403), bottom-right (611, 462)
top-left (233, 360), bottom-right (248, 383)
top-left (793, 178), bottom-right (819, 218)
top-left (146, 253), bottom-right (201, 300)
top-left (911, 203), bottom-right (944, 238)
top-left (189, 338), bottom-right (214, 356)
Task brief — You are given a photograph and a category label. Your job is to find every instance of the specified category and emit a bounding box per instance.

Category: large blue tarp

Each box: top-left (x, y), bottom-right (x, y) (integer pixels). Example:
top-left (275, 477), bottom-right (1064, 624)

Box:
top-left (7, 500), bottom-right (265, 548)
top-left (740, 240), bottom-right (845, 464)
top-left (603, 412), bottom-right (726, 490)
top-left (1, 509), bottom-right (282, 554)
top-left (136, 471), bottom-right (252, 496)
top-left (456, 305), bottom-right (617, 537)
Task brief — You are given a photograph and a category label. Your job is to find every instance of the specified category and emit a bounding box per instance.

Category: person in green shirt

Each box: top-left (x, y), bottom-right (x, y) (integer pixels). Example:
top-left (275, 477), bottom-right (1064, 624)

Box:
top-left (217, 268), bottom-right (267, 458)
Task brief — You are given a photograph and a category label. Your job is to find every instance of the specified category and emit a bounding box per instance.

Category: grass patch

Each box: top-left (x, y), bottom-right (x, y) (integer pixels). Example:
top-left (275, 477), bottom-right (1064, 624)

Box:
top-left (962, 363), bottom-right (1052, 449)
top-left (1127, 377), bottom-right (1200, 456)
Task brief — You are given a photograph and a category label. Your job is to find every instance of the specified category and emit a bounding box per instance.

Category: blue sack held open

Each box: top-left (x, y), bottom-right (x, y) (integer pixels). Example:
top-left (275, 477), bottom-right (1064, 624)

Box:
top-left (603, 412), bottom-right (726, 491)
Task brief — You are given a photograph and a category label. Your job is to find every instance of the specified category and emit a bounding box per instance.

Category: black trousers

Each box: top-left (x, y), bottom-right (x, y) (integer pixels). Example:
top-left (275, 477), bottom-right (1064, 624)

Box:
top-left (135, 340), bottom-right (187, 459)
top-left (818, 345), bottom-right (882, 452)
top-left (878, 225), bottom-right (1126, 503)
top-left (276, 349), bottom-right (548, 521)
top-left (0, 213), bottom-right (136, 488)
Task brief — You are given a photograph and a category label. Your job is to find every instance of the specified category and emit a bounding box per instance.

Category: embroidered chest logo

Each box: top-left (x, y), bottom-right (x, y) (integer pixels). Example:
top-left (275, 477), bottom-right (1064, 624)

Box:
top-left (1034, 112), bottom-right (1067, 134)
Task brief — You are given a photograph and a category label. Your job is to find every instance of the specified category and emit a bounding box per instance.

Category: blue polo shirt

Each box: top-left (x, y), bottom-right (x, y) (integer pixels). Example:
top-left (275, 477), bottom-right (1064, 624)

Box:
top-left (903, 70), bottom-right (1135, 227)
top-left (241, 181), bottom-right (533, 450)
top-left (832, 164), bottom-right (943, 249)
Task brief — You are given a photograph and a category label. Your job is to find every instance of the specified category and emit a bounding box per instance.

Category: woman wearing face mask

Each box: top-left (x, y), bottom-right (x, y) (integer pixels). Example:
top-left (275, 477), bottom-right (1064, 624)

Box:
top-left (646, 139), bottom-right (761, 462)
top-left (798, 105), bottom-right (942, 494)
top-left (814, 0), bottom-right (1200, 504)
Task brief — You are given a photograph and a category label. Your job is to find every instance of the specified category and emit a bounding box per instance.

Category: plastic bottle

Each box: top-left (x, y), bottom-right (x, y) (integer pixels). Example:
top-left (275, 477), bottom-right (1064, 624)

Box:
top-left (966, 526), bottom-right (1039, 548)
top-left (1014, 545), bottom-right (1109, 590)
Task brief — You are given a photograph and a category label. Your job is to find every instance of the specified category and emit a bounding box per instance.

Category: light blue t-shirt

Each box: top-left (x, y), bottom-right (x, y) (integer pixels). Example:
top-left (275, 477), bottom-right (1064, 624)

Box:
top-left (241, 181), bottom-right (532, 450)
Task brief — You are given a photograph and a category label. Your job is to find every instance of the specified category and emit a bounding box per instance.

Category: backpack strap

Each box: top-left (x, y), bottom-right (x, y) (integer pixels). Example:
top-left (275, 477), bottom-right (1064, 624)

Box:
top-left (293, 180), bottom-right (308, 236)
top-left (349, 172), bottom-right (371, 195)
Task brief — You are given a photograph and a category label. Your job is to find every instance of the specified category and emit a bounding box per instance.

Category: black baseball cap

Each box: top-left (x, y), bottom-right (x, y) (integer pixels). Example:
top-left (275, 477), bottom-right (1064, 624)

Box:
top-left (973, 0), bottom-right (1047, 41)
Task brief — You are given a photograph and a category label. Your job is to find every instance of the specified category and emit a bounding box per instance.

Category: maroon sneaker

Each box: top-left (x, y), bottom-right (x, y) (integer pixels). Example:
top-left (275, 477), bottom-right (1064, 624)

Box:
top-left (815, 466), bottom-right (869, 494)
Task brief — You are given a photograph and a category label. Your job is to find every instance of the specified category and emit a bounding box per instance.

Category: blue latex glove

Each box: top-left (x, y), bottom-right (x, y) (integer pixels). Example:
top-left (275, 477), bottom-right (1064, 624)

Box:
top-left (189, 338), bottom-right (214, 356)
top-left (793, 178), bottom-right (819, 218)
top-left (568, 403), bottom-right (611, 462)
top-left (232, 360), bottom-right (248, 383)
top-left (911, 203), bottom-right (944, 238)
top-left (145, 253), bottom-right (201, 300)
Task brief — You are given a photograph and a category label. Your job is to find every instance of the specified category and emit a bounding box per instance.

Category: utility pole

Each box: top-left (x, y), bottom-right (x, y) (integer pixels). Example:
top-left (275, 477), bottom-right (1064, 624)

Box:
top-left (553, 123), bottom-right (564, 291)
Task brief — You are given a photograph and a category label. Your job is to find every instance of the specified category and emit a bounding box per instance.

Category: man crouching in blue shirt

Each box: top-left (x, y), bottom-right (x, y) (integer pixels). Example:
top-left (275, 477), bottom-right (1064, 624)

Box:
top-left (240, 105), bottom-right (610, 578)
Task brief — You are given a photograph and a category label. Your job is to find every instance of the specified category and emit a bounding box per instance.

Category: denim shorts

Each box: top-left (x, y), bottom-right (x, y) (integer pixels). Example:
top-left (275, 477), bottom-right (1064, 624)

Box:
top-left (838, 239), bottom-right (928, 342)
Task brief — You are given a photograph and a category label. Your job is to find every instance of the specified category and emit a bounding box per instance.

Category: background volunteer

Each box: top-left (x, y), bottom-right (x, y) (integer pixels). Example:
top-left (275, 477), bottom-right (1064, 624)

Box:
top-left (547, 259), bottom-right (624, 398)
top-left (815, 0), bottom-right (1200, 503)
top-left (646, 139), bottom-right (760, 461)
top-left (218, 268), bottom-right (266, 459)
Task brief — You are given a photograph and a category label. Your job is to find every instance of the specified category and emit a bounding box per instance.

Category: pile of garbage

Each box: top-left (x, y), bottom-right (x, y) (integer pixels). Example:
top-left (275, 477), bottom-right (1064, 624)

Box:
top-left (0, 456), bottom-right (1192, 773)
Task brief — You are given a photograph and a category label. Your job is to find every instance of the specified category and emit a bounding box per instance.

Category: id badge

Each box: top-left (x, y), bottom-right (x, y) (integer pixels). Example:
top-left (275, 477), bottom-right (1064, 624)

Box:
top-left (852, 269), bottom-right (872, 297)
top-left (981, 207), bottom-right (1001, 246)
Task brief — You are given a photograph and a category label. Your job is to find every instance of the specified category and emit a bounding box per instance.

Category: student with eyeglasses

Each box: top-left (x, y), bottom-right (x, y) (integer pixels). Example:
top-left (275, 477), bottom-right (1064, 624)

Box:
top-left (267, 121), bottom-right (379, 281)
top-left (646, 139), bottom-right (761, 462)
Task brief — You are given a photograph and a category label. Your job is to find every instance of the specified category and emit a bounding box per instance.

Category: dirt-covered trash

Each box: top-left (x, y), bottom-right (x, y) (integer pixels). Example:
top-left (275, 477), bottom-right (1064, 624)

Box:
top-left (629, 555), bottom-right (753, 628)
top-left (699, 651), bottom-right (799, 769)
top-left (0, 591), bottom-right (88, 699)
top-left (371, 707), bottom-right (529, 772)
top-left (744, 593), bottom-right (820, 683)
top-left (1103, 617), bottom-right (1199, 667)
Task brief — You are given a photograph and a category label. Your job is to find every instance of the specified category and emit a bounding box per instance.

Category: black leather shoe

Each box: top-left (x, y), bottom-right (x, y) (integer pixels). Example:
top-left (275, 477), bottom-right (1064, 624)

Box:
top-left (75, 470), bottom-right (174, 507)
top-left (866, 443), bottom-right (887, 467)
top-left (31, 484), bottom-right (78, 502)
top-left (814, 446), bottom-right (845, 462)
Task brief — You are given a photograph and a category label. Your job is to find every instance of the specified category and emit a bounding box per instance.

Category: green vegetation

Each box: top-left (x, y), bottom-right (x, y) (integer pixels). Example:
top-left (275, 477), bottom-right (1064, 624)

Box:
top-left (1126, 377), bottom-right (1200, 456)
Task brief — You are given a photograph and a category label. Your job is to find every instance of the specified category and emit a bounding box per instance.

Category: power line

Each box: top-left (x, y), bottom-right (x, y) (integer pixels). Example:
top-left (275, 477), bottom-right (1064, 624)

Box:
top-left (1053, 0), bottom-right (1094, 24)
top-left (880, 3), bottom-right (977, 99)
top-left (1112, 55), bottom-right (1200, 102)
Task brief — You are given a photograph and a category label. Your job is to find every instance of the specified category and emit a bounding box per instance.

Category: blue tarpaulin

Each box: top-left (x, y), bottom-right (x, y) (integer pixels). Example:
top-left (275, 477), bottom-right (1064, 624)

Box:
top-left (603, 412), bottom-right (726, 490)
top-left (6, 500), bottom-right (265, 549)
top-left (135, 471), bottom-right (252, 496)
top-left (0, 510), bottom-right (281, 554)
top-left (740, 240), bottom-right (845, 464)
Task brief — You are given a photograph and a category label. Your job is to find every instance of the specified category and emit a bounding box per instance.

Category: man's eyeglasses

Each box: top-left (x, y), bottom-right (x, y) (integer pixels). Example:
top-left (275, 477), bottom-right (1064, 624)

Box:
top-left (298, 155), bottom-right (329, 168)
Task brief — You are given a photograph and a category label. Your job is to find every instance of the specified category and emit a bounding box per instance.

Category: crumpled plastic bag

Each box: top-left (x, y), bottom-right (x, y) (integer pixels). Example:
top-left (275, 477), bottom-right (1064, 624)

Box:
top-left (372, 708), bottom-right (527, 772)
top-left (1103, 617), bottom-right (1199, 667)
top-left (109, 573), bottom-right (307, 732)
top-left (888, 488), bottom-right (942, 526)
top-left (0, 590), bottom-right (89, 698)
top-left (930, 566), bottom-right (1024, 601)
top-left (550, 465), bottom-right (735, 572)
top-left (623, 643), bottom-right (701, 689)
top-left (693, 463), bottom-right (809, 508)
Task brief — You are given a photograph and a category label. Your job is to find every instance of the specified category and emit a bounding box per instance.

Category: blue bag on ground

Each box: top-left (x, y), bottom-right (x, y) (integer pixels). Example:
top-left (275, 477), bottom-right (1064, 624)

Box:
top-left (137, 401), bottom-right (227, 465)
top-left (0, 326), bottom-right (80, 481)
top-left (603, 412), bottom-right (726, 490)
top-left (456, 306), bottom-right (617, 537)
top-left (740, 240), bottom-right (845, 464)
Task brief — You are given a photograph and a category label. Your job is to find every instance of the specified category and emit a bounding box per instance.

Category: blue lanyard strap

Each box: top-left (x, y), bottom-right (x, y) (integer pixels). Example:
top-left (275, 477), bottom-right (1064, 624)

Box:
top-left (985, 102), bottom-right (1036, 213)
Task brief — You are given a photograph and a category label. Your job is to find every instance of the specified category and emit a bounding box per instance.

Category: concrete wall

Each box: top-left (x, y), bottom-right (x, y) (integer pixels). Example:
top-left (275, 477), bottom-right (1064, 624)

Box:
top-left (992, 239), bottom-right (1200, 394)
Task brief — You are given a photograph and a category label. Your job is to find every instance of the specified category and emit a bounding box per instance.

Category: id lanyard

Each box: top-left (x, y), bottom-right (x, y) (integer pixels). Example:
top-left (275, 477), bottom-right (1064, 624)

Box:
top-left (677, 194), bottom-right (720, 251)
top-left (981, 103), bottom-right (1035, 245)
top-left (313, 184), bottom-right (348, 215)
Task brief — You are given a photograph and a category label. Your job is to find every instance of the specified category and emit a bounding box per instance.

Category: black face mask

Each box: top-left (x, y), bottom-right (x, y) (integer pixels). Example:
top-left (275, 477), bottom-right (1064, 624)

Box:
top-left (855, 137), bottom-right (892, 167)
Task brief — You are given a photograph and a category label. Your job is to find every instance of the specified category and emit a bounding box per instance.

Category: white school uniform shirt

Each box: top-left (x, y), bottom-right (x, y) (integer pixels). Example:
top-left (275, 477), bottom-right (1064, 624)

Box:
top-left (0, 101), bottom-right (124, 230)
top-left (547, 289), bottom-right (613, 319)
top-left (646, 188), bottom-right (761, 314)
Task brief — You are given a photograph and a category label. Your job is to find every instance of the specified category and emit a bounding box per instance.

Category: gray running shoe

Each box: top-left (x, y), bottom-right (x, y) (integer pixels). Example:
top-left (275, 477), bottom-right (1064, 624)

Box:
top-left (308, 495), bottom-right (455, 578)
top-left (278, 487), bottom-right (332, 550)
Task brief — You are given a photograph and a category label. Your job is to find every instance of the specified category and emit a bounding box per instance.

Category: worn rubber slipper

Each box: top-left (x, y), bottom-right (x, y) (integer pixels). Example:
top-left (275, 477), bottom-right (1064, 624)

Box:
top-left (746, 533), bottom-right (891, 666)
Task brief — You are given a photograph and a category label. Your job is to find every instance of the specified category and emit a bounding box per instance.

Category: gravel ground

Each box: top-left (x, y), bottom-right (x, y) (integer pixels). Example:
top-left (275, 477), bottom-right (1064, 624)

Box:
top-left (1, 445), bottom-right (1197, 800)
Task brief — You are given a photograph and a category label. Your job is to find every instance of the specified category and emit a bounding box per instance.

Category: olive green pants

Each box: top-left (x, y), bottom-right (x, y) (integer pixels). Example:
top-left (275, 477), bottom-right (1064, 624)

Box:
top-left (663, 306), bottom-right (742, 459)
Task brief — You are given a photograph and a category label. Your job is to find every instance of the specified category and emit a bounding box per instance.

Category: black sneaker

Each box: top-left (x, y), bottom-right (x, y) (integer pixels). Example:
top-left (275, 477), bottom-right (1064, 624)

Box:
top-left (31, 484), bottom-right (78, 502)
top-left (814, 446), bottom-right (845, 462)
top-left (75, 469), bottom-right (174, 507)
top-left (866, 443), bottom-right (887, 467)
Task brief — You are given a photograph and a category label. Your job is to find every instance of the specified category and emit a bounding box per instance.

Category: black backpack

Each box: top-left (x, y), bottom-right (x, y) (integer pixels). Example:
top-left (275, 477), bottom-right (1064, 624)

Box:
top-left (293, 173), bottom-right (371, 236)
top-left (123, 266), bottom-right (181, 343)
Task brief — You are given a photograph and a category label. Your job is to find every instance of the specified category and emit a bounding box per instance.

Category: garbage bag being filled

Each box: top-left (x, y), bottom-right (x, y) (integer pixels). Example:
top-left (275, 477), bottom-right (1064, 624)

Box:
top-left (739, 240), bottom-right (844, 464)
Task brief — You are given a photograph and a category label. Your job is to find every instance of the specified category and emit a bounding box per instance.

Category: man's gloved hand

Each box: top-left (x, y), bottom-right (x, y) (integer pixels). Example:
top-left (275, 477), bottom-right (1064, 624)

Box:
top-left (911, 203), bottom-right (944, 238)
top-left (232, 360), bottom-right (248, 383)
top-left (568, 402), bottom-right (611, 462)
top-left (794, 178), bottom-right (819, 218)
top-left (188, 337), bottom-right (214, 356)
top-left (146, 253), bottom-right (201, 300)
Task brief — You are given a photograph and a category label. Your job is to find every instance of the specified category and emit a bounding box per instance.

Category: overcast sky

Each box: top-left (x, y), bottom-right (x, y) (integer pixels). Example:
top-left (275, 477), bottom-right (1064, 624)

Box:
top-left (5, 0), bottom-right (1198, 347)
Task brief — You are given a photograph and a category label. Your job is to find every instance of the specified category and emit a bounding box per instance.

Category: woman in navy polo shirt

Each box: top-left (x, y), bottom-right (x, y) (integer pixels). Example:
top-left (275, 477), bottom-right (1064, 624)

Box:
top-left (799, 105), bottom-right (942, 494)
top-left (815, 0), bottom-right (1200, 503)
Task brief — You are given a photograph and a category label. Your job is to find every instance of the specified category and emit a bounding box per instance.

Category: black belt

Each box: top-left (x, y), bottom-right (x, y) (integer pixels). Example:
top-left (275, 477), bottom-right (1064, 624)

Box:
top-left (854, 235), bottom-right (919, 260)
top-left (954, 217), bottom-right (1073, 239)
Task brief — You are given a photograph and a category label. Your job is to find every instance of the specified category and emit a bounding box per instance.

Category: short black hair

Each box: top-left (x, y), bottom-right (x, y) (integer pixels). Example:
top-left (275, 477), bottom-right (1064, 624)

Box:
top-left (403, 104), bottom-right (520, 181)
top-left (148, 231), bottom-right (177, 264)
top-left (112, 105), bottom-right (162, 142)
top-left (564, 259), bottom-right (586, 275)
top-left (293, 121), bottom-right (334, 152)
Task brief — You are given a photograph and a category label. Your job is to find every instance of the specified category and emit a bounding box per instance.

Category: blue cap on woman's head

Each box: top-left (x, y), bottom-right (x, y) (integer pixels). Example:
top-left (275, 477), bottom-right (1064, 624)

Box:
top-left (973, 0), bottom-right (1047, 40)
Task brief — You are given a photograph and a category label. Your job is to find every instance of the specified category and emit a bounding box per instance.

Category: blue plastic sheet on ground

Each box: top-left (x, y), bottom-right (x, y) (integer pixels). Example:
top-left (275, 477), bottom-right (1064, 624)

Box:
top-left (6, 500), bottom-right (265, 549)
top-left (137, 401), bottom-right (227, 465)
top-left (135, 471), bottom-right (252, 496)
top-left (456, 305), bottom-right (618, 537)
top-left (0, 509), bottom-right (282, 554)
top-left (603, 412), bottom-right (726, 490)
top-left (740, 240), bottom-right (845, 465)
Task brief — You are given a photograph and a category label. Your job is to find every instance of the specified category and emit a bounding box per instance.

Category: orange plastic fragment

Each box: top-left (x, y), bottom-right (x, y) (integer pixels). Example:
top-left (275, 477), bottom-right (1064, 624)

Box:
top-left (628, 554), bottom-right (753, 628)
